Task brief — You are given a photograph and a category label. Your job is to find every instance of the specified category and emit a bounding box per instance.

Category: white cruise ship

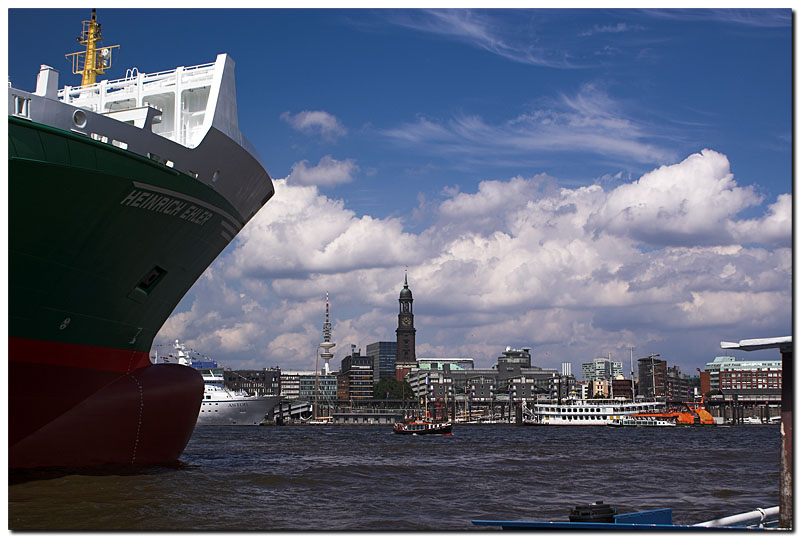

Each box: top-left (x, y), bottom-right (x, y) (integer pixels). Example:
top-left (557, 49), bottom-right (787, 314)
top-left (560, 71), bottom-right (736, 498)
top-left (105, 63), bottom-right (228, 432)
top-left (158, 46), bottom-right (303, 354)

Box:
top-left (161, 341), bottom-right (280, 426)
top-left (193, 364), bottom-right (281, 426)
top-left (522, 398), bottom-right (666, 426)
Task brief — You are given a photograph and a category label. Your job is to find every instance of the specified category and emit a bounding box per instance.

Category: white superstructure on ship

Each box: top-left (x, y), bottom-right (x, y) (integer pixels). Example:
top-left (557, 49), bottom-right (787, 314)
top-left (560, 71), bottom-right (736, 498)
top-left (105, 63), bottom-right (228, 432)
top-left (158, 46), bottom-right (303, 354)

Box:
top-left (522, 398), bottom-right (666, 426)
top-left (12, 45), bottom-right (273, 229)
top-left (161, 341), bottom-right (279, 426)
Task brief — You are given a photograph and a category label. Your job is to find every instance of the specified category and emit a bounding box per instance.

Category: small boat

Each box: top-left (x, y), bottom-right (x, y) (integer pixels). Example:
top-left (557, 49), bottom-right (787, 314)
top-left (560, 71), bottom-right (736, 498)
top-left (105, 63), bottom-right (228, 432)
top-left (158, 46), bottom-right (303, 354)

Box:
top-left (393, 418), bottom-right (453, 435)
top-left (608, 416), bottom-right (676, 427)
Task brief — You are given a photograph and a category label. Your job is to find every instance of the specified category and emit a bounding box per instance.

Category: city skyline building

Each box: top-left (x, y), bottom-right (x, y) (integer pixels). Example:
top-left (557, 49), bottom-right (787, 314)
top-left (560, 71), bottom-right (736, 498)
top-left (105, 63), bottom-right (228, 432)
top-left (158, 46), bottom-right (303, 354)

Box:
top-left (497, 347), bottom-right (532, 368)
top-left (638, 355), bottom-right (667, 399)
top-left (366, 341), bottom-right (397, 383)
top-left (339, 346), bottom-right (375, 400)
top-left (702, 355), bottom-right (783, 394)
top-left (581, 356), bottom-right (623, 383)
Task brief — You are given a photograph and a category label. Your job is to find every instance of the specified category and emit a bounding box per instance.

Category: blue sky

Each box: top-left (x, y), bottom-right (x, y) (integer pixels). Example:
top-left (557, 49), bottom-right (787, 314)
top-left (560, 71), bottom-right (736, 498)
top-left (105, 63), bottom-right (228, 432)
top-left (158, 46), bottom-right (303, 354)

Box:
top-left (8, 9), bottom-right (793, 376)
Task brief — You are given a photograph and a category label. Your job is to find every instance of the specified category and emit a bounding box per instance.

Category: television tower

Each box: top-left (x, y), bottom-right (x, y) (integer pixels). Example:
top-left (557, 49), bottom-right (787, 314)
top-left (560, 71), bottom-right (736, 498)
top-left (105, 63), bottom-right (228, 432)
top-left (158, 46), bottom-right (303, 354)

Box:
top-left (320, 292), bottom-right (335, 375)
top-left (314, 293), bottom-right (336, 420)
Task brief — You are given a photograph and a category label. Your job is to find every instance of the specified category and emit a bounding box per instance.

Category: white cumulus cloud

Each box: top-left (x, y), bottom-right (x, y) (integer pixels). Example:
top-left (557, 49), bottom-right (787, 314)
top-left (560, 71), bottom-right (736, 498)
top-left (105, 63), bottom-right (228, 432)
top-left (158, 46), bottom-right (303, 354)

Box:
top-left (287, 155), bottom-right (359, 187)
top-left (587, 149), bottom-right (763, 246)
top-left (156, 150), bottom-right (791, 375)
top-left (226, 178), bottom-right (421, 279)
top-left (730, 193), bottom-right (792, 246)
top-left (281, 110), bottom-right (347, 140)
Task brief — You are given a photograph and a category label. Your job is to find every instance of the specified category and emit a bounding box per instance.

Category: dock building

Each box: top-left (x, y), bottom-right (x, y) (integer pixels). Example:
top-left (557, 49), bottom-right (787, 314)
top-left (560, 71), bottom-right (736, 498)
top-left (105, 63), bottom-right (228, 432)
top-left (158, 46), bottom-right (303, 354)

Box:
top-left (279, 370), bottom-right (313, 399)
top-left (701, 355), bottom-right (782, 403)
top-left (703, 356), bottom-right (735, 392)
top-left (404, 346), bottom-right (565, 416)
top-left (301, 374), bottom-right (338, 402)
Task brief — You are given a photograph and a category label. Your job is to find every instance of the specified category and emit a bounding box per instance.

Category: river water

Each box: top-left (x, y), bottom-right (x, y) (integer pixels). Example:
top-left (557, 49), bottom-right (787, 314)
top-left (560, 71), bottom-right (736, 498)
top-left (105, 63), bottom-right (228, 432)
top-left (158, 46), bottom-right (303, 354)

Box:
top-left (9, 424), bottom-right (780, 531)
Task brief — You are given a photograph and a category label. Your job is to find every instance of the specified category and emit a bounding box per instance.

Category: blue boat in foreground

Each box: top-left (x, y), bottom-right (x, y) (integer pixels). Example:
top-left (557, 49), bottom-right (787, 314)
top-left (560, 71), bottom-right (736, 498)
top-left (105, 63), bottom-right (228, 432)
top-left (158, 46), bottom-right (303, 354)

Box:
top-left (473, 502), bottom-right (781, 531)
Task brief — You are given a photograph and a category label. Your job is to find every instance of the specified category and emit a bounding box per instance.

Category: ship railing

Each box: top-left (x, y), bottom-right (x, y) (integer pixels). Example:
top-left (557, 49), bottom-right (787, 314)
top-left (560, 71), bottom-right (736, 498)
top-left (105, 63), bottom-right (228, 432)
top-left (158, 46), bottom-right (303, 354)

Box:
top-left (694, 506), bottom-right (779, 529)
top-left (59, 85), bottom-right (101, 106)
top-left (61, 61), bottom-right (216, 93)
top-left (58, 62), bottom-right (216, 111)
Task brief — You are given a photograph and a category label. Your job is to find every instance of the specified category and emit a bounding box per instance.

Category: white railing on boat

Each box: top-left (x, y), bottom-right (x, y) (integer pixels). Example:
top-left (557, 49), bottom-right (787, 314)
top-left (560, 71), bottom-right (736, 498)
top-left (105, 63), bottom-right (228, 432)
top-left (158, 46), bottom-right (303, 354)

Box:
top-left (694, 506), bottom-right (779, 528)
top-left (57, 60), bottom-right (219, 149)
top-left (58, 62), bottom-right (215, 98)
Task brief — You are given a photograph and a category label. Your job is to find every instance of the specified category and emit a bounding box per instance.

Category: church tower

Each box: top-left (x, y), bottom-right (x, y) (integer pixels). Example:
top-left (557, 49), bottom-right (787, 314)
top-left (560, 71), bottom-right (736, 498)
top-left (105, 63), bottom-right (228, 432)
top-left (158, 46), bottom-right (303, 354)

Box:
top-left (395, 269), bottom-right (417, 380)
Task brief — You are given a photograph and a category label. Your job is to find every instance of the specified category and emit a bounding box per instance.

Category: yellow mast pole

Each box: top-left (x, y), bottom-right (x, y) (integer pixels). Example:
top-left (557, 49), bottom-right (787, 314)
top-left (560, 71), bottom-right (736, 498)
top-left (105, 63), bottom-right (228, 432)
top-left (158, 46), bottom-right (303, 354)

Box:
top-left (65, 9), bottom-right (119, 87)
top-left (82, 10), bottom-right (100, 86)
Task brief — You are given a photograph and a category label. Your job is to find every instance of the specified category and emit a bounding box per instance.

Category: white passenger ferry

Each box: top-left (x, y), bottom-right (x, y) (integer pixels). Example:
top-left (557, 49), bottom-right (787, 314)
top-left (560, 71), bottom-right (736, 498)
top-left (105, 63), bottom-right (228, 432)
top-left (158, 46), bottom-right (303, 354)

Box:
top-left (522, 399), bottom-right (666, 426)
top-left (160, 340), bottom-right (279, 426)
top-left (193, 363), bottom-right (280, 426)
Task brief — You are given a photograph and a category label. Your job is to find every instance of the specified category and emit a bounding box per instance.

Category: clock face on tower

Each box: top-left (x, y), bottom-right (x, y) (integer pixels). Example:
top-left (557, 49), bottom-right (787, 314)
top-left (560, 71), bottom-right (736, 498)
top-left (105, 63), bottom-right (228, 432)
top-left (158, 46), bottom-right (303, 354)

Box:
top-left (401, 315), bottom-right (412, 326)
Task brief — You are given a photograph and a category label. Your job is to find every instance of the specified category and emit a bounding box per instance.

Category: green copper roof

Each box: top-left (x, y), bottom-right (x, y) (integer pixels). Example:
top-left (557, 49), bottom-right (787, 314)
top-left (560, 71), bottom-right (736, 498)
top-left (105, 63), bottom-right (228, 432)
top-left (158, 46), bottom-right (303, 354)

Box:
top-left (400, 270), bottom-right (412, 299)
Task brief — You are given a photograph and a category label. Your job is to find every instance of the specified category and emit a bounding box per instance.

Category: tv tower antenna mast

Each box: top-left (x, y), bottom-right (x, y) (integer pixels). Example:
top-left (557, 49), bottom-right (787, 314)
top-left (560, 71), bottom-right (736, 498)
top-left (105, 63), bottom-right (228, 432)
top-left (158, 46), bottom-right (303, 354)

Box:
top-left (320, 292), bottom-right (336, 375)
top-left (314, 292), bottom-right (336, 420)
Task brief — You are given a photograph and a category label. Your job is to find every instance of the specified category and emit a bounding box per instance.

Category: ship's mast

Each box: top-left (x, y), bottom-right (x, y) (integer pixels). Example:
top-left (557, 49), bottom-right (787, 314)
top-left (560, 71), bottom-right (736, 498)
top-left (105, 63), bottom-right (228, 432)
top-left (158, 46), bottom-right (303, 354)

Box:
top-left (630, 346), bottom-right (635, 398)
top-left (65, 9), bottom-right (119, 86)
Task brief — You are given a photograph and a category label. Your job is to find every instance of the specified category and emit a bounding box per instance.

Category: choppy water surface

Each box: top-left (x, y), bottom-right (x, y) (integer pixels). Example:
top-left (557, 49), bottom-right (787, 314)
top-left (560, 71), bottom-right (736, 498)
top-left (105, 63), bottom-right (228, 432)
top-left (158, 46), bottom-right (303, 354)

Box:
top-left (9, 424), bottom-right (780, 530)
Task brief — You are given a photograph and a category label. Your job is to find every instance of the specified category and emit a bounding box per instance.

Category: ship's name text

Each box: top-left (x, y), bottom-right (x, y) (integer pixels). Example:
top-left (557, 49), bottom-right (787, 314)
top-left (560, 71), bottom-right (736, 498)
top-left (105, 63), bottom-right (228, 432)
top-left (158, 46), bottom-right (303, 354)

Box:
top-left (120, 189), bottom-right (213, 226)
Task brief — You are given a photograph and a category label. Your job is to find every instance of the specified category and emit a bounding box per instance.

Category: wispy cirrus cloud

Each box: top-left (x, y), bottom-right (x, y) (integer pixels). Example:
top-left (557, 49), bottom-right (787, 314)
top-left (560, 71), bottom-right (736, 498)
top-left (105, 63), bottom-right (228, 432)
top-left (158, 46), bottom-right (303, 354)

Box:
top-left (382, 83), bottom-right (676, 166)
top-left (386, 9), bottom-right (576, 68)
top-left (580, 22), bottom-right (645, 37)
top-left (642, 8), bottom-right (791, 27)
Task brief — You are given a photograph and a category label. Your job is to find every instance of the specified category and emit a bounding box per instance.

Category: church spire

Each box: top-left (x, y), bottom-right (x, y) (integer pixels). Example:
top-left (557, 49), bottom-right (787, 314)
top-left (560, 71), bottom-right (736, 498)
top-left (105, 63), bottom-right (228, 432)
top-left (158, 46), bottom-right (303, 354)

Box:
top-left (399, 267), bottom-right (413, 303)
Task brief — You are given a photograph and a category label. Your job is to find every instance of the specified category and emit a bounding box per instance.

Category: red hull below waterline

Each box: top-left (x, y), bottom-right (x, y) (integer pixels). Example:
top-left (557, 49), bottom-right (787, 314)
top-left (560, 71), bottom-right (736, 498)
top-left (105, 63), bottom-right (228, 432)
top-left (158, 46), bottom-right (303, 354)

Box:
top-left (10, 339), bottom-right (204, 468)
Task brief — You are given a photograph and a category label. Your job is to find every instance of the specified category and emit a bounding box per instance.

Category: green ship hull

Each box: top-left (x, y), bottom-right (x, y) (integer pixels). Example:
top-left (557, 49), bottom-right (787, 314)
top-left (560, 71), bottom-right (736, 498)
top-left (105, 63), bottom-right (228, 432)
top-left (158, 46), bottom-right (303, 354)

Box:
top-left (9, 115), bottom-right (269, 467)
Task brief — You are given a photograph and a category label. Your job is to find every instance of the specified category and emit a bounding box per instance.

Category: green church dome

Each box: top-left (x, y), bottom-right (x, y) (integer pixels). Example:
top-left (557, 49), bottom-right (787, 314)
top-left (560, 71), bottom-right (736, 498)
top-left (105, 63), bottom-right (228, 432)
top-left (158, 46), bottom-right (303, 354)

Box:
top-left (399, 270), bottom-right (413, 299)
